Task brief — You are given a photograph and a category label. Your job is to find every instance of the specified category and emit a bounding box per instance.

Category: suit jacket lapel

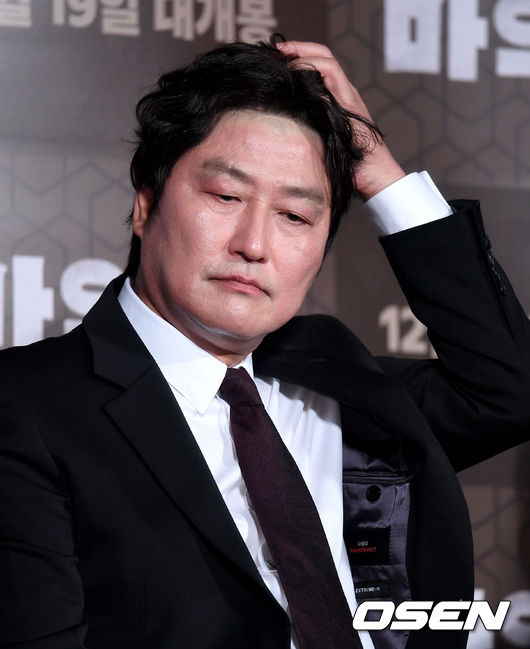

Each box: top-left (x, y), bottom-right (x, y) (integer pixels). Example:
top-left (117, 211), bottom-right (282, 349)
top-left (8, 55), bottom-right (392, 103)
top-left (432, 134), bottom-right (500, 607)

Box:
top-left (254, 317), bottom-right (432, 455)
top-left (83, 277), bottom-right (276, 602)
top-left (255, 349), bottom-right (393, 414)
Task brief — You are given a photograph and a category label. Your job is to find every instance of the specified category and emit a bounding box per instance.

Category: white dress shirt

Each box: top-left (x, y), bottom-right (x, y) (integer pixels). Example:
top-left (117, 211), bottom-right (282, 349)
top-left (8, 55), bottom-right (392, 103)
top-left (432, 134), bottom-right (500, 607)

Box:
top-left (364, 171), bottom-right (452, 234)
top-left (118, 172), bottom-right (451, 649)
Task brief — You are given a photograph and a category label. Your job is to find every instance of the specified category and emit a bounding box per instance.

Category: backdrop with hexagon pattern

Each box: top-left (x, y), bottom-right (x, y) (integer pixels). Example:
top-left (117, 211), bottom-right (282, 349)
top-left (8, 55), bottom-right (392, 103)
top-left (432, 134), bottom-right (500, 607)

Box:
top-left (0, 2), bottom-right (528, 647)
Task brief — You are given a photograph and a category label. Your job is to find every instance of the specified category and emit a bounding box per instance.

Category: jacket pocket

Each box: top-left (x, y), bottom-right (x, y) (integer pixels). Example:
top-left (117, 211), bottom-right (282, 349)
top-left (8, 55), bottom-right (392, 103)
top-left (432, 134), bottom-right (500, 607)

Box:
top-left (343, 471), bottom-right (413, 649)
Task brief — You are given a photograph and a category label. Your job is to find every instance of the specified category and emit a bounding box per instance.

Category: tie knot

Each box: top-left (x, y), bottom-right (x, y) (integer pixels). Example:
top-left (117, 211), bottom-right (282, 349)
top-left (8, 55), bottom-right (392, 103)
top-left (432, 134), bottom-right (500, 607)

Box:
top-left (219, 367), bottom-right (263, 408)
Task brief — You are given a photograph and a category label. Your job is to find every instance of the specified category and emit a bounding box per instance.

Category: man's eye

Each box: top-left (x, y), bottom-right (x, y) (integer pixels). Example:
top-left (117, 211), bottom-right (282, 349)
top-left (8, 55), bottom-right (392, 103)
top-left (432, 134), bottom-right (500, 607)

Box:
top-left (284, 212), bottom-right (306, 224)
top-left (216, 194), bottom-right (237, 202)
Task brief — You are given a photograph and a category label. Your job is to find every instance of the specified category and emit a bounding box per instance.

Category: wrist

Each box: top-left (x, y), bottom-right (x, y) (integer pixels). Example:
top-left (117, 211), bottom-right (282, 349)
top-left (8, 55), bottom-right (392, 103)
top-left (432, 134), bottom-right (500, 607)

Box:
top-left (354, 144), bottom-right (406, 201)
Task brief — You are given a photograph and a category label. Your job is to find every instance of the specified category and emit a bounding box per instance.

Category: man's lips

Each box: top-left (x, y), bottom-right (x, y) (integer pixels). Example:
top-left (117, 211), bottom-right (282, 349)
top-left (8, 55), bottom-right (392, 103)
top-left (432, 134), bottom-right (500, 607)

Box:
top-left (212, 275), bottom-right (267, 295)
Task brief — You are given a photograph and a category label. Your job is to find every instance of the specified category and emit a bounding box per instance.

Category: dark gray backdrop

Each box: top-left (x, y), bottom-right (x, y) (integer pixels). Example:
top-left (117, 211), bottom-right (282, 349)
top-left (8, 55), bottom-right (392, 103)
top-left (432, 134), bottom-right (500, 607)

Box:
top-left (0, 1), bottom-right (528, 646)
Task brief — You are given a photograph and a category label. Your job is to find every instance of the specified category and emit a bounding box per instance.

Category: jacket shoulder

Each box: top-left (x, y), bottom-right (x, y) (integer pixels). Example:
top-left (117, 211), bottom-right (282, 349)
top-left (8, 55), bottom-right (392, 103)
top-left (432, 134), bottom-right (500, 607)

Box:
top-left (0, 327), bottom-right (90, 391)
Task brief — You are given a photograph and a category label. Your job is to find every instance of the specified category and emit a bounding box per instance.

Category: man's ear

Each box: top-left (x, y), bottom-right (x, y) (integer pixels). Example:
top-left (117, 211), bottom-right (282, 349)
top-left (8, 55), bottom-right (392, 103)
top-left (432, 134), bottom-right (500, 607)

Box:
top-left (132, 187), bottom-right (154, 238)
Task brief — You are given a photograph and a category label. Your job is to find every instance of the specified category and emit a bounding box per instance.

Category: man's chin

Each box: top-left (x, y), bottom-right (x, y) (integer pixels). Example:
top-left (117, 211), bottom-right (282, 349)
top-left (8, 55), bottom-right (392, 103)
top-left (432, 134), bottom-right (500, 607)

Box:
top-left (202, 322), bottom-right (268, 348)
top-left (184, 315), bottom-right (268, 355)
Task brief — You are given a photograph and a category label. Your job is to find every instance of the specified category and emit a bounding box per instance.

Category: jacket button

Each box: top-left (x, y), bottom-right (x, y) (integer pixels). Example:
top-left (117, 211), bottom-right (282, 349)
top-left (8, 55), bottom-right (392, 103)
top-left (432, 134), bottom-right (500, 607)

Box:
top-left (366, 485), bottom-right (381, 502)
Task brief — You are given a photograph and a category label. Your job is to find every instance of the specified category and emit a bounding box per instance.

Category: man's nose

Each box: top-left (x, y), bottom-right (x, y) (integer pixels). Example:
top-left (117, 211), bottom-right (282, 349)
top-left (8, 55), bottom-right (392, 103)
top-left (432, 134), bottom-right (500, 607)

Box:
top-left (228, 203), bottom-right (269, 263)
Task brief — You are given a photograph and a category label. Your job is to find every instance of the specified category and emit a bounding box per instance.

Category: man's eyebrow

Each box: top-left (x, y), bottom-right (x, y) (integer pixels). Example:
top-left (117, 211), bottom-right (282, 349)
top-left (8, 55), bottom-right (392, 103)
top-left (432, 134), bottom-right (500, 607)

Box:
top-left (282, 185), bottom-right (327, 208)
top-left (200, 158), bottom-right (252, 183)
top-left (200, 157), bottom-right (328, 208)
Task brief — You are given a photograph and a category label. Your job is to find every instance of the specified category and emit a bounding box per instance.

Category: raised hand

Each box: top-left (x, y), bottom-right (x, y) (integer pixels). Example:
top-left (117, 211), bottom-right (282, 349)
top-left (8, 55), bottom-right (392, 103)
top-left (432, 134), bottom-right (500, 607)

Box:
top-left (277, 40), bottom-right (405, 201)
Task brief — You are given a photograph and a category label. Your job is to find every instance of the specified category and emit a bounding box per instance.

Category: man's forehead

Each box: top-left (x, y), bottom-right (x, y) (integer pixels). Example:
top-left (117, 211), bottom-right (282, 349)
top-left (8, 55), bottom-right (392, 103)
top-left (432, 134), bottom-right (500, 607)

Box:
top-left (187, 110), bottom-right (331, 203)
top-left (203, 109), bottom-right (326, 161)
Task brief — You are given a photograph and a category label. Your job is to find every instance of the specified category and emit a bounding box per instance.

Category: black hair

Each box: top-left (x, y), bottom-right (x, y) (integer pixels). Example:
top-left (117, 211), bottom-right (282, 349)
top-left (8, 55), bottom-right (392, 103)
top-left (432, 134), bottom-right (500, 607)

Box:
top-left (125, 38), bottom-right (381, 277)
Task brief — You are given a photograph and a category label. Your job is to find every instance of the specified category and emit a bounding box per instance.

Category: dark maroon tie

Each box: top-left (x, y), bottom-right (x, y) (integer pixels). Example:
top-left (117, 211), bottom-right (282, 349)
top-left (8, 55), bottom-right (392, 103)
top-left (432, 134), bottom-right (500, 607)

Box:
top-left (219, 367), bottom-right (363, 649)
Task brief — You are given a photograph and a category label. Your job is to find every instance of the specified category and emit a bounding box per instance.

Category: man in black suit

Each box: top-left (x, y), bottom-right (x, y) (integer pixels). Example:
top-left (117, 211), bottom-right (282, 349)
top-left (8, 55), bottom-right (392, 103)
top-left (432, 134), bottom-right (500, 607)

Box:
top-left (0, 40), bottom-right (529, 649)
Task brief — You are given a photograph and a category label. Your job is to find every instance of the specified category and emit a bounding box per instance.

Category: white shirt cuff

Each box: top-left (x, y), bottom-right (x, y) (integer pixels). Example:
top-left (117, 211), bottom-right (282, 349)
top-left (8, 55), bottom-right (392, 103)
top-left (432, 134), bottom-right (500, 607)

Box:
top-left (363, 171), bottom-right (453, 236)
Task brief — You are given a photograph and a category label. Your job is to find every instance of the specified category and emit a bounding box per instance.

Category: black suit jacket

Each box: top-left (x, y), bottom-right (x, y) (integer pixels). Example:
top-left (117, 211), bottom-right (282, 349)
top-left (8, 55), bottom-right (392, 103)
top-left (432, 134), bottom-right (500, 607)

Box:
top-left (1, 201), bottom-right (529, 649)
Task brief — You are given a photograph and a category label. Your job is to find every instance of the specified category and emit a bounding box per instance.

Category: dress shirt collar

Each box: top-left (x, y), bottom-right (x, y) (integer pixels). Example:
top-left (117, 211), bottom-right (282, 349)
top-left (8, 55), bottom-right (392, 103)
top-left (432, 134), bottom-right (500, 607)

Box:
top-left (117, 277), bottom-right (254, 415)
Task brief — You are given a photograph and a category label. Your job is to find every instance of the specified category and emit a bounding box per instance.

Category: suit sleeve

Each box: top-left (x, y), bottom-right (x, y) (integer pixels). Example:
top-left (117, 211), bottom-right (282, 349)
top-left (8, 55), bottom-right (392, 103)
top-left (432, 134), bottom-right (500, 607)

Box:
top-left (377, 200), bottom-right (530, 471)
top-left (0, 378), bottom-right (88, 648)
